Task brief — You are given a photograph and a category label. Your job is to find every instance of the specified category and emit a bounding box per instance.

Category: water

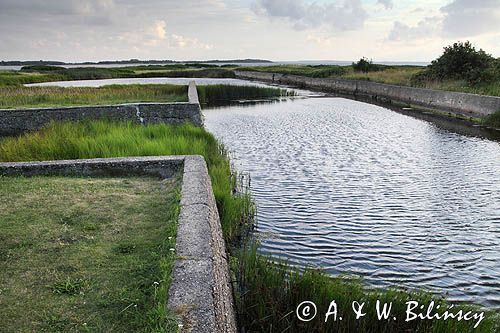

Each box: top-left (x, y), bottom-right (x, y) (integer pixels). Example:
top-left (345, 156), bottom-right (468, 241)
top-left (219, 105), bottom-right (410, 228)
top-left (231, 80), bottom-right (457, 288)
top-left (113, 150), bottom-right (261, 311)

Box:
top-left (26, 77), bottom-right (274, 88)
top-left (204, 97), bottom-right (500, 307)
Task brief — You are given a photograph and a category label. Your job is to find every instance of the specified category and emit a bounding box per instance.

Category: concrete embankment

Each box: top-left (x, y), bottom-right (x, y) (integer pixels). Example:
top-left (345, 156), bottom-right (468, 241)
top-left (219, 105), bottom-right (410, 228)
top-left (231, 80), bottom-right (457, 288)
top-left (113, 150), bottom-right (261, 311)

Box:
top-left (235, 71), bottom-right (500, 118)
top-left (0, 81), bottom-right (203, 136)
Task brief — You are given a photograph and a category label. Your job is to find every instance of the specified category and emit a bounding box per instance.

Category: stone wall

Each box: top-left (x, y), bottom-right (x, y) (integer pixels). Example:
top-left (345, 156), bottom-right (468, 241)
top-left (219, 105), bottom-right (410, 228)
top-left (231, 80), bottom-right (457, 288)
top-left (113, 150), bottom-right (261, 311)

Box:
top-left (0, 81), bottom-right (203, 136)
top-left (0, 156), bottom-right (236, 333)
top-left (235, 71), bottom-right (500, 118)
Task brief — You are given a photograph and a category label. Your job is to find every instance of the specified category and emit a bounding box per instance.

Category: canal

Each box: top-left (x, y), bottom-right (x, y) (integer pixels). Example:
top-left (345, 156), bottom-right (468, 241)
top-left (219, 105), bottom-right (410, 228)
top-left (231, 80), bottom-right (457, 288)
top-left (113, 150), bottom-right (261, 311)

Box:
top-left (30, 77), bottom-right (500, 307)
top-left (203, 95), bottom-right (500, 307)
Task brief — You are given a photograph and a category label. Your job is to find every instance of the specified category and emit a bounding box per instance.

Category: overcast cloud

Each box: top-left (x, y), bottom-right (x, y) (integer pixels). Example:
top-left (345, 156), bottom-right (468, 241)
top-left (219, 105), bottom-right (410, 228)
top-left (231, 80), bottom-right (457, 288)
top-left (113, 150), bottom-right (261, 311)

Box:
top-left (252, 0), bottom-right (368, 31)
top-left (0, 0), bottom-right (498, 62)
top-left (388, 0), bottom-right (500, 42)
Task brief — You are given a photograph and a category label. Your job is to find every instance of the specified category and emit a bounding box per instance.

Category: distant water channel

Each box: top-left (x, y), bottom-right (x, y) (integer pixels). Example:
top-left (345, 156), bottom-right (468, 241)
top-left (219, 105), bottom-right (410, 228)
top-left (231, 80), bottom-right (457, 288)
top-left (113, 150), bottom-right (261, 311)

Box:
top-left (35, 77), bottom-right (500, 307)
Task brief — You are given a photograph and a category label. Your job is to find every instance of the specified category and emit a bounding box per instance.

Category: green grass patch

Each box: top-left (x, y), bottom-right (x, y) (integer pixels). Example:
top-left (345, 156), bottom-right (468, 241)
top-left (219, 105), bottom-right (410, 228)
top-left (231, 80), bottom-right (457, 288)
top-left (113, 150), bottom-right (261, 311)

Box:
top-left (0, 121), bottom-right (254, 242)
top-left (0, 176), bottom-right (181, 332)
top-left (235, 246), bottom-right (500, 332)
top-left (0, 84), bottom-right (187, 109)
top-left (239, 64), bottom-right (348, 78)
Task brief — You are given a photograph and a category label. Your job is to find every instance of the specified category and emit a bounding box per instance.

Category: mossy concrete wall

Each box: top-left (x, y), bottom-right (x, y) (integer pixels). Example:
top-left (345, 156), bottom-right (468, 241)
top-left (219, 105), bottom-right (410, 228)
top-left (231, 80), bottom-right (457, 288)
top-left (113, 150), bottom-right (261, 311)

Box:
top-left (0, 81), bottom-right (203, 136)
top-left (235, 71), bottom-right (500, 118)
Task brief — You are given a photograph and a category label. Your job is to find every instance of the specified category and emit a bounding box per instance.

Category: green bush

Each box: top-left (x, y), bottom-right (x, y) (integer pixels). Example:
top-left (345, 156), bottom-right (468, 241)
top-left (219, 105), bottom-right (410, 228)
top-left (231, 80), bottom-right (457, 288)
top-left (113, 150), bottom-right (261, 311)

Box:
top-left (413, 41), bottom-right (497, 85)
top-left (352, 57), bottom-right (381, 73)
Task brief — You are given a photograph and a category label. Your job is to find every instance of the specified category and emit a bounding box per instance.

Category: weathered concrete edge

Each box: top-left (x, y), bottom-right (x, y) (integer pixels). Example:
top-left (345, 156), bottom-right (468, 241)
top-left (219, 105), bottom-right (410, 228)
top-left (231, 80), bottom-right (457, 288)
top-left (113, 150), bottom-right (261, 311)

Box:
top-left (0, 83), bottom-right (203, 136)
top-left (170, 155), bottom-right (237, 333)
top-left (0, 156), bottom-right (236, 333)
top-left (188, 80), bottom-right (200, 105)
top-left (235, 70), bottom-right (500, 118)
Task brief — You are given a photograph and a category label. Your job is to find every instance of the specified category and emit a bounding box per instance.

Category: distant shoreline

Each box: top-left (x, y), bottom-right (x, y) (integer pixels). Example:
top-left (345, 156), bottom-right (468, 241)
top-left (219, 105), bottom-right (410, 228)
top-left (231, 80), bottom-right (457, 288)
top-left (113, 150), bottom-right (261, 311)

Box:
top-left (0, 59), bottom-right (273, 67)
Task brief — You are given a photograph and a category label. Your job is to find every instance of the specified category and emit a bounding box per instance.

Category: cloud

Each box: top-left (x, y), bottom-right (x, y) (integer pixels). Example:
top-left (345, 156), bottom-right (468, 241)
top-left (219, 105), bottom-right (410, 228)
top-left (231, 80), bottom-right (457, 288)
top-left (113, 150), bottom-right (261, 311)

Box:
top-left (0, 0), bottom-right (115, 16)
top-left (116, 21), bottom-right (212, 49)
top-left (387, 0), bottom-right (500, 41)
top-left (171, 34), bottom-right (213, 49)
top-left (0, 0), bottom-right (116, 26)
top-left (306, 34), bottom-right (333, 46)
top-left (377, 0), bottom-right (393, 10)
top-left (387, 17), bottom-right (441, 41)
top-left (252, 0), bottom-right (368, 31)
top-left (441, 0), bottom-right (500, 37)
top-left (154, 20), bottom-right (167, 39)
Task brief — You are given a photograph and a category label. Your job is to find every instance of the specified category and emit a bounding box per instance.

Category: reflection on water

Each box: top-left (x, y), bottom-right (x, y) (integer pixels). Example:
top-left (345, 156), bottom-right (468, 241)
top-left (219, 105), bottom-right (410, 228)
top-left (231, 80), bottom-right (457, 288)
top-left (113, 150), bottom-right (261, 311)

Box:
top-left (204, 97), bottom-right (500, 307)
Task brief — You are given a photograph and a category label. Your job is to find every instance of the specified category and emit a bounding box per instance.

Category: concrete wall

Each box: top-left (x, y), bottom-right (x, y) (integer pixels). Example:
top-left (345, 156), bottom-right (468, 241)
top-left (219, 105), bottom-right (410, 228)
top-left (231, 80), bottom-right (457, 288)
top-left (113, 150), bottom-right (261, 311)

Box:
top-left (0, 81), bottom-right (203, 136)
top-left (0, 156), bottom-right (236, 333)
top-left (235, 71), bottom-right (500, 118)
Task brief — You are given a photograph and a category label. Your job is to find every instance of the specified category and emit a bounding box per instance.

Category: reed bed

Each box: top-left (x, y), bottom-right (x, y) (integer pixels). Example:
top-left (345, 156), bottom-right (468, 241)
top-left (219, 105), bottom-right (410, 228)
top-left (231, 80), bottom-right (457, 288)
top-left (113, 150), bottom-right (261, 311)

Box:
top-left (0, 84), bottom-right (291, 109)
top-left (197, 84), bottom-right (294, 104)
top-left (0, 84), bottom-right (187, 109)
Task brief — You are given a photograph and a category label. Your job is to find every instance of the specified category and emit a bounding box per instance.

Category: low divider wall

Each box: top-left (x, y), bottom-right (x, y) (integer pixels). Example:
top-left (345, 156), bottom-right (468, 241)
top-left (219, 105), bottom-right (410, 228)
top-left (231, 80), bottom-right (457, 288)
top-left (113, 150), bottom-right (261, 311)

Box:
top-left (235, 71), bottom-right (500, 118)
top-left (0, 81), bottom-right (203, 136)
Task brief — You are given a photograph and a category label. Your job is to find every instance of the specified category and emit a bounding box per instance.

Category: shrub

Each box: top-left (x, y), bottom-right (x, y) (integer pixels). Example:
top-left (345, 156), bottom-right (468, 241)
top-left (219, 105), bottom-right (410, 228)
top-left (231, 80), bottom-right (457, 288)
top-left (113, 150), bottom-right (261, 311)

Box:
top-left (414, 41), bottom-right (496, 84)
top-left (352, 57), bottom-right (381, 73)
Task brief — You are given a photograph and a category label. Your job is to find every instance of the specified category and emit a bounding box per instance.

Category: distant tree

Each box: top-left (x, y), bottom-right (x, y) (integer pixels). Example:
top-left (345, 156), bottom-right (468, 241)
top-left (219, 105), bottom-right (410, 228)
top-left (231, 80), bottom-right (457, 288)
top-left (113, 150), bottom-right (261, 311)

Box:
top-left (352, 57), bottom-right (379, 73)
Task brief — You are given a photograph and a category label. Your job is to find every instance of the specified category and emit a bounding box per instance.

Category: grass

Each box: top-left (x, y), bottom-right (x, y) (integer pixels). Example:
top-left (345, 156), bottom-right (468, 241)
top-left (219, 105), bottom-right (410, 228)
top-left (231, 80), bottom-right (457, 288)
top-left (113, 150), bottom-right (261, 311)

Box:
top-left (0, 121), bottom-right (254, 242)
top-left (482, 110), bottom-right (500, 128)
top-left (0, 84), bottom-right (187, 109)
top-left (0, 83), bottom-right (291, 109)
top-left (343, 67), bottom-right (423, 86)
top-left (197, 84), bottom-right (294, 104)
top-left (235, 247), bottom-right (500, 333)
top-left (238, 65), bottom-right (500, 97)
top-left (0, 176), bottom-right (181, 332)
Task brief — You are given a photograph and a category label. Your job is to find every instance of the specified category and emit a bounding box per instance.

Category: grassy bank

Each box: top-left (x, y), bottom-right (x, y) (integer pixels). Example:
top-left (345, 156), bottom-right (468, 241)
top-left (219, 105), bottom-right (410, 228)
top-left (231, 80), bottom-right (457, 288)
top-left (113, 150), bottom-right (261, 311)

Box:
top-left (0, 84), bottom-right (187, 109)
top-left (0, 121), bottom-right (253, 242)
top-left (235, 247), bottom-right (499, 333)
top-left (0, 176), bottom-right (181, 332)
top-left (238, 65), bottom-right (500, 97)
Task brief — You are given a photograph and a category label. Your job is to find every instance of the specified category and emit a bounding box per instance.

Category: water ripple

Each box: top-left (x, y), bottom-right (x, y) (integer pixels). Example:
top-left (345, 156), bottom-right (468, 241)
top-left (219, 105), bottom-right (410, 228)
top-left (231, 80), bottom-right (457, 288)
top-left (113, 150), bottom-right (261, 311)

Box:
top-left (204, 97), bottom-right (500, 307)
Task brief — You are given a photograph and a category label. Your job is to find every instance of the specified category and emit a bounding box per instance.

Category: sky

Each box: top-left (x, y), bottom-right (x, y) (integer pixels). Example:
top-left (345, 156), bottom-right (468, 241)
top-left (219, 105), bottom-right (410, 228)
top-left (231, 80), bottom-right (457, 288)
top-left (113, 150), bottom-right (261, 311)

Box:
top-left (0, 0), bottom-right (499, 62)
